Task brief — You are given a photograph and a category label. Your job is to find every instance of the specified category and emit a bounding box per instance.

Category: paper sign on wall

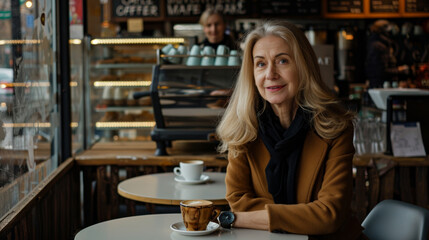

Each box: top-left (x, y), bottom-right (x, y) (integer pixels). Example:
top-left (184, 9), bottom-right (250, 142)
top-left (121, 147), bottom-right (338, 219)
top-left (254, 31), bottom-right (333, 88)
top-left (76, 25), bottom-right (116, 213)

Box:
top-left (128, 18), bottom-right (143, 33)
top-left (391, 122), bottom-right (427, 157)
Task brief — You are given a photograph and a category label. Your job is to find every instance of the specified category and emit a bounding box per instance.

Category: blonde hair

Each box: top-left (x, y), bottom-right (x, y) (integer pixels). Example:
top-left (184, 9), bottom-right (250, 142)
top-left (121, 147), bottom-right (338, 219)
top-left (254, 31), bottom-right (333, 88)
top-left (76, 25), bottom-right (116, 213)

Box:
top-left (216, 20), bottom-right (355, 157)
top-left (199, 8), bottom-right (225, 26)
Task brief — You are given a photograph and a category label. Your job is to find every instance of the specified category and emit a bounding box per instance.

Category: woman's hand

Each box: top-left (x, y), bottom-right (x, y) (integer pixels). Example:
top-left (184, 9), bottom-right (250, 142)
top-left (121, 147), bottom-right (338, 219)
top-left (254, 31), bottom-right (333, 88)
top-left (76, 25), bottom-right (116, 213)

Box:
top-left (234, 210), bottom-right (269, 231)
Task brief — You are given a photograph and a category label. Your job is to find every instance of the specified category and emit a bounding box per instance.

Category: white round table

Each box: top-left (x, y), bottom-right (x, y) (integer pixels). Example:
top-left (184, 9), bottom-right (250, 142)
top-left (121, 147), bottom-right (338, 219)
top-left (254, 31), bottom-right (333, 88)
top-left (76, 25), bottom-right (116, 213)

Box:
top-left (74, 214), bottom-right (308, 240)
top-left (117, 172), bottom-right (227, 205)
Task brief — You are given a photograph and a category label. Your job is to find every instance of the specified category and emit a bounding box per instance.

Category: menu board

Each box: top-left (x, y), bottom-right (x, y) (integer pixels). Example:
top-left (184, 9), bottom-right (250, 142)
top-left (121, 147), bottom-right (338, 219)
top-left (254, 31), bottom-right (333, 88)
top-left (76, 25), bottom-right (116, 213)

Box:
top-left (112, 0), bottom-right (161, 18)
top-left (405, 0), bottom-right (429, 13)
top-left (259, 0), bottom-right (320, 15)
top-left (327, 0), bottom-right (363, 14)
top-left (370, 0), bottom-right (399, 13)
top-left (165, 0), bottom-right (249, 17)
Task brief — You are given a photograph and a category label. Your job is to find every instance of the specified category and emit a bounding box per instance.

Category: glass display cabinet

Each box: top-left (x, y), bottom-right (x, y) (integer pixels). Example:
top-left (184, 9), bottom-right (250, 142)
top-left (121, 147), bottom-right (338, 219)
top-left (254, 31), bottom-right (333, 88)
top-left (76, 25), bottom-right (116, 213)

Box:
top-left (85, 37), bottom-right (186, 146)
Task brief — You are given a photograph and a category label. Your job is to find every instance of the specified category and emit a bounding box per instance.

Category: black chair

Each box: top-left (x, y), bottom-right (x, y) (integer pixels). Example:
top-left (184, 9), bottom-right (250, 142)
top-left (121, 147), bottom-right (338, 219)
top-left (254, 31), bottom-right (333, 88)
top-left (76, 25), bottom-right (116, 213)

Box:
top-left (362, 199), bottom-right (429, 240)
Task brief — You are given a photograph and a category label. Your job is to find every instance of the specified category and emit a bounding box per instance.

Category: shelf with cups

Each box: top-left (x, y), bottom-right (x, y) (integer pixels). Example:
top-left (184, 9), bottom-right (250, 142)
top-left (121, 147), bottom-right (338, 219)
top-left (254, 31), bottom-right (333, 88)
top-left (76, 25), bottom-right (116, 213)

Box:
top-left (159, 53), bottom-right (241, 67)
top-left (159, 64), bottom-right (241, 70)
top-left (157, 43), bottom-right (241, 67)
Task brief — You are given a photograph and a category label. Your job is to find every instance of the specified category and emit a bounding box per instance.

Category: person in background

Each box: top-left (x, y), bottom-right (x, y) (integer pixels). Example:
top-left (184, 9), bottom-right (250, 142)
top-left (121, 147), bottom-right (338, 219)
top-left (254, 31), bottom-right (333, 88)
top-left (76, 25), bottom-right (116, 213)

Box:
top-left (365, 19), bottom-right (409, 88)
top-left (216, 20), bottom-right (367, 239)
top-left (199, 8), bottom-right (237, 50)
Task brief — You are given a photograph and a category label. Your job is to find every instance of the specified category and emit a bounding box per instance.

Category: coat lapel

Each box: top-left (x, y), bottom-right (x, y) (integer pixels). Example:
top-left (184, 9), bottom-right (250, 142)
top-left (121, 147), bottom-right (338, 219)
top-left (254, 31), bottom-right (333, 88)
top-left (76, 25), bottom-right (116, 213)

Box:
top-left (296, 130), bottom-right (329, 203)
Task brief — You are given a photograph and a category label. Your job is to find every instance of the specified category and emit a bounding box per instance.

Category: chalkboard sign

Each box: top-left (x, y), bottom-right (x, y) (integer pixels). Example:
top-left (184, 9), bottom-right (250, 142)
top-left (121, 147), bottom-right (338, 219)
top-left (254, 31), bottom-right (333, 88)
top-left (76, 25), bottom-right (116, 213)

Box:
top-left (165, 0), bottom-right (249, 17)
top-left (370, 0), bottom-right (399, 13)
top-left (112, 0), bottom-right (161, 18)
top-left (405, 0), bottom-right (429, 13)
top-left (327, 0), bottom-right (363, 14)
top-left (259, 0), bottom-right (320, 15)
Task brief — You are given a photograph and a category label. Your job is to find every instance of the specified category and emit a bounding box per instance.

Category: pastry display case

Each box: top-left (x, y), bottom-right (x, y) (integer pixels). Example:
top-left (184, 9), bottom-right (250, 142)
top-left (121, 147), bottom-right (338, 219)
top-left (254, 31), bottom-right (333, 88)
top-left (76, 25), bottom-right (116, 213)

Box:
top-left (148, 64), bottom-right (240, 155)
top-left (85, 37), bottom-right (187, 145)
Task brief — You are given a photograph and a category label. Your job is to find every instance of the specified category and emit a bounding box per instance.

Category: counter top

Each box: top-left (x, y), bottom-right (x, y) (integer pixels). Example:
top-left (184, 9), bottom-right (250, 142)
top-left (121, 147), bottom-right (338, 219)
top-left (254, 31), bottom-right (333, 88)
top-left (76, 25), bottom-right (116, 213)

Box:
top-left (353, 153), bottom-right (429, 167)
top-left (76, 141), bottom-right (429, 168)
top-left (75, 140), bottom-right (227, 167)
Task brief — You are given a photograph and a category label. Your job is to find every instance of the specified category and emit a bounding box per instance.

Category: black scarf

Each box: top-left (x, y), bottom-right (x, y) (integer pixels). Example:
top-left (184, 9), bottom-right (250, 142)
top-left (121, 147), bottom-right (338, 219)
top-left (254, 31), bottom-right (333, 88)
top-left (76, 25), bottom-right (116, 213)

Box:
top-left (258, 105), bottom-right (310, 204)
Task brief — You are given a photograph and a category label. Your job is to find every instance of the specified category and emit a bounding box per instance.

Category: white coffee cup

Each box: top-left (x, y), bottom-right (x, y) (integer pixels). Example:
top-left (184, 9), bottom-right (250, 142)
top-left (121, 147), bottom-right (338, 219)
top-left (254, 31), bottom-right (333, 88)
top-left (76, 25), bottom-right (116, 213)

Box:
top-left (174, 160), bottom-right (204, 181)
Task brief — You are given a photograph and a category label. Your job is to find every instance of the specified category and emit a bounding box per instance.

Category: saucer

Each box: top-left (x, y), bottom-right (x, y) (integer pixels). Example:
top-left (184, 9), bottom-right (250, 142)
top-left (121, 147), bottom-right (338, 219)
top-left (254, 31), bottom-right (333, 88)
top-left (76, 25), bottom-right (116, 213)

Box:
top-left (174, 174), bottom-right (210, 184)
top-left (170, 221), bottom-right (219, 236)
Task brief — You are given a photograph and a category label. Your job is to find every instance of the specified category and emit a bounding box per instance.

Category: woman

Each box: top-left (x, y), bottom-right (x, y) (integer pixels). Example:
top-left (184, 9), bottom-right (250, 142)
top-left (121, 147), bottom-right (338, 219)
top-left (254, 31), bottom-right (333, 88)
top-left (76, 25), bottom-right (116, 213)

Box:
top-left (216, 20), bottom-right (365, 239)
top-left (199, 8), bottom-right (236, 50)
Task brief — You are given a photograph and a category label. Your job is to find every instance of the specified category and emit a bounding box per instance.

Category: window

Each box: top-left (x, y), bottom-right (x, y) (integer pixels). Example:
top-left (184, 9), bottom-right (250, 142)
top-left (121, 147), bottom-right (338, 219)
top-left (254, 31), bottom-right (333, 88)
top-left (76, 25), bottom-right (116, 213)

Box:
top-left (0, 0), bottom-right (59, 219)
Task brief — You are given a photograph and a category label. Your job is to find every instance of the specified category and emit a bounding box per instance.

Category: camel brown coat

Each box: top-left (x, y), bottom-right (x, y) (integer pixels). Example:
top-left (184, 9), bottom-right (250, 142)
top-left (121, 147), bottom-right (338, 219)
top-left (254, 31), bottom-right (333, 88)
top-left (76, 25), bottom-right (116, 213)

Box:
top-left (225, 125), bottom-right (364, 240)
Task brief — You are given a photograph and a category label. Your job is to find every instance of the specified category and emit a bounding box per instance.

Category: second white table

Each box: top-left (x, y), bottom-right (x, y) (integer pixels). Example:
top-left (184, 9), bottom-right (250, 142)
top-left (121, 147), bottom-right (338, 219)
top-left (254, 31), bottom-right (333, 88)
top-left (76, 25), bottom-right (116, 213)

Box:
top-left (117, 172), bottom-right (227, 205)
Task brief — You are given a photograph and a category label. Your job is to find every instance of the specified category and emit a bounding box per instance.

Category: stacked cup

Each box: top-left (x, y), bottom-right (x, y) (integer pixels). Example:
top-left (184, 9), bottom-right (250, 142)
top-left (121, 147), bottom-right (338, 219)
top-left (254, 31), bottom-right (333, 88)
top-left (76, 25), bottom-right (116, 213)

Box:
top-left (186, 45), bottom-right (202, 66)
top-left (177, 45), bottom-right (188, 64)
top-left (227, 50), bottom-right (240, 66)
top-left (161, 44), bottom-right (187, 64)
top-left (167, 48), bottom-right (181, 64)
top-left (161, 44), bottom-right (174, 55)
top-left (201, 46), bottom-right (215, 66)
top-left (214, 45), bottom-right (229, 66)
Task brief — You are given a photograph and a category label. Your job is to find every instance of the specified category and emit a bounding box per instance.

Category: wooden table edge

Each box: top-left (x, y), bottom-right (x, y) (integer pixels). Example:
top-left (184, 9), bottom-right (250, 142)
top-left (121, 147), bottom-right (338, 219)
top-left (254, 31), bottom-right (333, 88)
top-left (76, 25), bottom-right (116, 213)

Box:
top-left (74, 158), bottom-right (228, 167)
top-left (117, 187), bottom-right (228, 206)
